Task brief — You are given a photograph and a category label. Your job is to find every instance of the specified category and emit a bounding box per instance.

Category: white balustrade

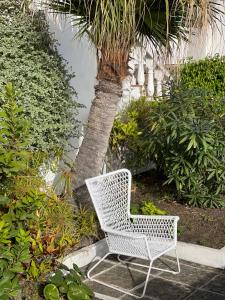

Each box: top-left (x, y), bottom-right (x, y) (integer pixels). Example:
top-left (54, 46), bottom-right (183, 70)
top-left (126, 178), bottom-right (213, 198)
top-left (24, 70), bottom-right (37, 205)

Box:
top-left (121, 47), bottom-right (171, 102)
top-left (154, 68), bottom-right (164, 97)
top-left (128, 58), bottom-right (137, 86)
top-left (137, 61), bottom-right (145, 86)
top-left (138, 48), bottom-right (146, 86)
top-left (146, 58), bottom-right (154, 98)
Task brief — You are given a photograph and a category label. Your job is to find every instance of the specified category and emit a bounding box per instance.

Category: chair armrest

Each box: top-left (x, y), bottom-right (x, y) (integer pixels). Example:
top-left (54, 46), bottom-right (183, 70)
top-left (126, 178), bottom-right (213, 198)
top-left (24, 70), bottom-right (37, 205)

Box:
top-left (129, 214), bottom-right (179, 242)
top-left (129, 214), bottom-right (179, 221)
top-left (102, 226), bottom-right (146, 240)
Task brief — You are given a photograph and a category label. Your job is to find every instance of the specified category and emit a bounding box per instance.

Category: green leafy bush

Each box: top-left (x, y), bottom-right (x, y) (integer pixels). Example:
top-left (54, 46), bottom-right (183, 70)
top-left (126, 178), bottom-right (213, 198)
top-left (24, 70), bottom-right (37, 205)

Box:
top-left (0, 1), bottom-right (81, 155)
top-left (0, 83), bottom-right (80, 298)
top-left (148, 88), bottom-right (225, 207)
top-left (110, 97), bottom-right (154, 169)
top-left (179, 55), bottom-right (225, 97)
top-left (74, 206), bottom-right (99, 242)
top-left (131, 201), bottom-right (167, 216)
top-left (0, 83), bottom-right (39, 298)
top-left (0, 82), bottom-right (32, 194)
top-left (43, 264), bottom-right (93, 300)
top-left (140, 201), bottom-right (167, 215)
top-left (111, 90), bottom-right (225, 208)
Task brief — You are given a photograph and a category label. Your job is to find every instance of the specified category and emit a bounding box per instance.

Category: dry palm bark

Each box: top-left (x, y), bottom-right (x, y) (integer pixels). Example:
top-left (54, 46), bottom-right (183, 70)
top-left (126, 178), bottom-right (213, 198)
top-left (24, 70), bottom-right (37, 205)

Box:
top-left (75, 79), bottom-right (122, 186)
top-left (75, 51), bottom-right (128, 186)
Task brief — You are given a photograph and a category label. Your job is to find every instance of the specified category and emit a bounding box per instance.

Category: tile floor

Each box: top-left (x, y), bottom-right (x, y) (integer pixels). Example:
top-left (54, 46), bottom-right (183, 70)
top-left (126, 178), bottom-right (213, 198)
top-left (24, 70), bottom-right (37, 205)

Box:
top-left (82, 255), bottom-right (225, 300)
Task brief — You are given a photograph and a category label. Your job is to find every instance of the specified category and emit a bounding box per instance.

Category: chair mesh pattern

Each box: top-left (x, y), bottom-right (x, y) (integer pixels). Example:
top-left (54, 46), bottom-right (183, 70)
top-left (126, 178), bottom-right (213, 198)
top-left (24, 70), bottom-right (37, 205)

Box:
top-left (86, 169), bottom-right (177, 260)
top-left (132, 217), bottom-right (176, 241)
top-left (86, 170), bottom-right (132, 231)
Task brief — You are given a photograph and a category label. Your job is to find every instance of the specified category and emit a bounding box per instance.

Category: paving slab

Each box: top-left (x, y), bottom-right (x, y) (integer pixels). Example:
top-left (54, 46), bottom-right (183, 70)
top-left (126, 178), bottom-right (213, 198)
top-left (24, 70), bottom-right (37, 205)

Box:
top-left (87, 280), bottom-right (124, 299)
top-left (123, 278), bottom-right (192, 299)
top-left (202, 274), bottom-right (225, 296)
top-left (82, 259), bottom-right (113, 276)
top-left (159, 261), bottom-right (217, 287)
top-left (95, 265), bottom-right (148, 290)
top-left (84, 255), bottom-right (225, 300)
top-left (184, 290), bottom-right (225, 300)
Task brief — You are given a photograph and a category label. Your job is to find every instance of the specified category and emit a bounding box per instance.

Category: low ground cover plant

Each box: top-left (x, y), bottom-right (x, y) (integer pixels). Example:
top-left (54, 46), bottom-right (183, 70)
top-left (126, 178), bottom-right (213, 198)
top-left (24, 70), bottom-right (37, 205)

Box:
top-left (0, 83), bottom-right (89, 299)
top-left (131, 200), bottom-right (167, 216)
top-left (43, 264), bottom-right (93, 300)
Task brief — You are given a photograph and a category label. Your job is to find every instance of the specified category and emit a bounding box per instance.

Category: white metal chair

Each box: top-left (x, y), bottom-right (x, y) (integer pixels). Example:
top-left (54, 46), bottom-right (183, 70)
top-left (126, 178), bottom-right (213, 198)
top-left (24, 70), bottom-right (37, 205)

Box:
top-left (85, 169), bottom-right (180, 299)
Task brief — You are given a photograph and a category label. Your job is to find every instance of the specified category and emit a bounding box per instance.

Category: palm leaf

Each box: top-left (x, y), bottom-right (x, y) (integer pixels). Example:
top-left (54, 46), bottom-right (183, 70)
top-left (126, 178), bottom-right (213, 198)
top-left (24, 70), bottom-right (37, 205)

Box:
top-left (41, 0), bottom-right (224, 67)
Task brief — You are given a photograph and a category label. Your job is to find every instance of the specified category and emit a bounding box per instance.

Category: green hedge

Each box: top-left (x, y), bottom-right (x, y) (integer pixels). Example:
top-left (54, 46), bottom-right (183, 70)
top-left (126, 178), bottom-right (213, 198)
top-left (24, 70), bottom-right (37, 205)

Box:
top-left (179, 55), bottom-right (225, 97)
top-left (0, 0), bottom-right (81, 155)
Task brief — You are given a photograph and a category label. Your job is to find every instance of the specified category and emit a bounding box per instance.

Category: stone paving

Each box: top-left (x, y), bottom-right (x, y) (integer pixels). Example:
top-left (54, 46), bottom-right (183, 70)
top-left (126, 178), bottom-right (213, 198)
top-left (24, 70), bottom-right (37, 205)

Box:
top-left (82, 255), bottom-right (225, 300)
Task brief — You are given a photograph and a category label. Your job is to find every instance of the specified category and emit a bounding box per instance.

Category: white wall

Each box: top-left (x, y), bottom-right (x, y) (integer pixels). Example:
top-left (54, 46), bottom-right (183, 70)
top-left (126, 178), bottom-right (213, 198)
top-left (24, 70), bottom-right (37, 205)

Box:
top-left (47, 14), bottom-right (97, 157)
top-left (169, 1), bottom-right (225, 63)
top-left (41, 14), bottom-right (98, 186)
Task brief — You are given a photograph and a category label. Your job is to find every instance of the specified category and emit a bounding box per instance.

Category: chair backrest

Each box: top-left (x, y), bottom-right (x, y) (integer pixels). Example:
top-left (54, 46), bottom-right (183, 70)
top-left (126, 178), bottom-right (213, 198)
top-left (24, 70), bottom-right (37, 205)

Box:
top-left (85, 169), bottom-right (132, 232)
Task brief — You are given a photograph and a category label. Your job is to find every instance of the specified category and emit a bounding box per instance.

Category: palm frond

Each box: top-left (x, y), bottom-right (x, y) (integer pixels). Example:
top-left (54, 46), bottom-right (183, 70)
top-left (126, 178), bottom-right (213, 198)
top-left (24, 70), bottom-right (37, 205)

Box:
top-left (174, 0), bottom-right (224, 31)
top-left (40, 0), bottom-right (224, 64)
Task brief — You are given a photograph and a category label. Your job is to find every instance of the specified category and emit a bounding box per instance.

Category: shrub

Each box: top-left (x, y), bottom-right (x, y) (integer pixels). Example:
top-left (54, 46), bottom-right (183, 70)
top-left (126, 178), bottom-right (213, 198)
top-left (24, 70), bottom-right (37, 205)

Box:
top-left (0, 82), bottom-right (33, 195)
top-left (131, 201), bottom-right (167, 216)
top-left (110, 97), bottom-right (154, 170)
top-left (0, 84), bottom-right (79, 297)
top-left (74, 205), bottom-right (99, 242)
top-left (140, 201), bottom-right (167, 215)
top-left (0, 1), bottom-right (81, 155)
top-left (148, 88), bottom-right (225, 207)
top-left (111, 90), bottom-right (225, 208)
top-left (179, 55), bottom-right (225, 97)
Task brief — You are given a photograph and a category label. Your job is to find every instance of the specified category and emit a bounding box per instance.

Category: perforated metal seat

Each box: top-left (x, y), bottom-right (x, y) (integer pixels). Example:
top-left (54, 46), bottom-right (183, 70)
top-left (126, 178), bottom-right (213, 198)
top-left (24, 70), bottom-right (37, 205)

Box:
top-left (86, 169), bottom-right (180, 299)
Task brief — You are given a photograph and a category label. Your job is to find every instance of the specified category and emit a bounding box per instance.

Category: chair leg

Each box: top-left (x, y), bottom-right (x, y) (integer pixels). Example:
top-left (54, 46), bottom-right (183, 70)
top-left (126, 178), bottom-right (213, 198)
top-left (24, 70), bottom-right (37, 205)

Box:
top-left (174, 248), bottom-right (180, 274)
top-left (139, 260), bottom-right (153, 298)
top-left (87, 253), bottom-right (153, 299)
top-left (87, 252), bottom-right (111, 280)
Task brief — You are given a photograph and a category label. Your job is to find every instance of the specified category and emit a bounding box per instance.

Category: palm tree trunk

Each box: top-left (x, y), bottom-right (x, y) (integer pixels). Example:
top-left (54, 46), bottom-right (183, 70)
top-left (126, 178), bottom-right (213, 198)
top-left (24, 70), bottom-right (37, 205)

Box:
top-left (74, 77), bottom-right (122, 187)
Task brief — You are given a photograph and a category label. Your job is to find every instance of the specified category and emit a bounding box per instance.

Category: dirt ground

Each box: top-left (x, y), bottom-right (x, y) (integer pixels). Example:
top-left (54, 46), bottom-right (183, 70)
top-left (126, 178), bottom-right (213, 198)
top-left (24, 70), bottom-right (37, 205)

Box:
top-left (131, 171), bottom-right (225, 249)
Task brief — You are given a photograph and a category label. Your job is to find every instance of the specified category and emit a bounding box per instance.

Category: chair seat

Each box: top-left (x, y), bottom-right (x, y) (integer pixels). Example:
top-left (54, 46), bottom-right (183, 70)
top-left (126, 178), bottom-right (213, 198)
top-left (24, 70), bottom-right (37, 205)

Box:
top-left (109, 237), bottom-right (175, 261)
top-left (147, 239), bottom-right (175, 260)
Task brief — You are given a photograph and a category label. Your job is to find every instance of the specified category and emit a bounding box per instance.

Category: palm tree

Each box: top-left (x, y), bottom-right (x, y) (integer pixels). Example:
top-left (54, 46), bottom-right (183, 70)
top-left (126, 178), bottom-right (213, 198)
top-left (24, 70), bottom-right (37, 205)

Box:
top-left (47, 0), bottom-right (223, 187)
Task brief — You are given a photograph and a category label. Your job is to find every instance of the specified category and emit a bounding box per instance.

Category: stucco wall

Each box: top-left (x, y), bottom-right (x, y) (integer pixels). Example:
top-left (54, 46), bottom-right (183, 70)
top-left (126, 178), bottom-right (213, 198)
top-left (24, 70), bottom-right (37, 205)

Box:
top-left (47, 14), bottom-right (97, 156)
top-left (170, 1), bottom-right (225, 63)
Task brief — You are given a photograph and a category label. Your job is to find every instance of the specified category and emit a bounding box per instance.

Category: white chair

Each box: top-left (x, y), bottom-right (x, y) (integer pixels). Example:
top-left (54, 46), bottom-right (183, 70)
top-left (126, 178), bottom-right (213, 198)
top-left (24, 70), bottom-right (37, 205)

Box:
top-left (85, 169), bottom-right (180, 299)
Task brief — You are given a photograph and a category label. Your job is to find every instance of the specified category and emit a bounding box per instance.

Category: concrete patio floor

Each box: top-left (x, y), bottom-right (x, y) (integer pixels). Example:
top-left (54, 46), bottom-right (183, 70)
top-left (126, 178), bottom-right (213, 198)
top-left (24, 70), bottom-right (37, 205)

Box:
top-left (82, 255), bottom-right (225, 300)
